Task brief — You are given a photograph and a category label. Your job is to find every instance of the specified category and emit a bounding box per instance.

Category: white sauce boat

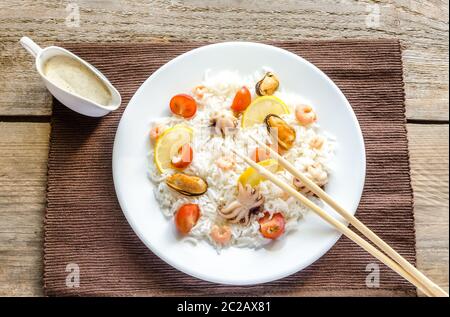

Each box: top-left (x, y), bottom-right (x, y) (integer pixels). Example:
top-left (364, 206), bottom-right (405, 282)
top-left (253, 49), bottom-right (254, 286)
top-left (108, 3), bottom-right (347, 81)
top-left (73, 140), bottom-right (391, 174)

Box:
top-left (20, 36), bottom-right (121, 117)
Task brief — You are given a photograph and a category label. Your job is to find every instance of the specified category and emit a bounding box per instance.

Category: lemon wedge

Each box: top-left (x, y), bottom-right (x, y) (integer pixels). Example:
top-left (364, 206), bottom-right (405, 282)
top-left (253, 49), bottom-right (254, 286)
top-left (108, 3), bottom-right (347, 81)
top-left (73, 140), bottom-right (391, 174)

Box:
top-left (154, 125), bottom-right (193, 173)
top-left (238, 159), bottom-right (280, 187)
top-left (241, 96), bottom-right (290, 128)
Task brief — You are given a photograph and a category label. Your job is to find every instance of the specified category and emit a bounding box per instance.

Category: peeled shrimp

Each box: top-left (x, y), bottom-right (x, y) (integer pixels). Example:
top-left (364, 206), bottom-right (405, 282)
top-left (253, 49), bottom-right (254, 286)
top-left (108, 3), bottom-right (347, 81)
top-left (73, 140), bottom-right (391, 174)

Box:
top-left (149, 124), bottom-right (166, 142)
top-left (251, 147), bottom-right (270, 163)
top-left (295, 104), bottom-right (317, 126)
top-left (192, 85), bottom-right (207, 99)
top-left (293, 162), bottom-right (328, 196)
top-left (308, 163), bottom-right (328, 186)
top-left (309, 136), bottom-right (324, 150)
top-left (210, 225), bottom-right (232, 245)
top-left (216, 155), bottom-right (235, 170)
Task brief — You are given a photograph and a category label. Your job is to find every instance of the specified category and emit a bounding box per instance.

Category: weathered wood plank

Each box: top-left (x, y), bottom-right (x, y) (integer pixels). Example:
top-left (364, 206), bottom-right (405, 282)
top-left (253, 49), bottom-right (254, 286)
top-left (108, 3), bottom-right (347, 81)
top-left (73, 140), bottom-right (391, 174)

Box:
top-left (0, 0), bottom-right (448, 119)
top-left (407, 123), bottom-right (449, 295)
top-left (0, 122), bottom-right (447, 296)
top-left (0, 122), bottom-right (50, 296)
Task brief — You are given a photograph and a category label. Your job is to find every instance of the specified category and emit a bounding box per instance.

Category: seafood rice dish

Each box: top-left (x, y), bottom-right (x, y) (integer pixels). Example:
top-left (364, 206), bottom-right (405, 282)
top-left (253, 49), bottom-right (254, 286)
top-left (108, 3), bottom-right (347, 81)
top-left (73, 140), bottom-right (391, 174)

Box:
top-left (148, 69), bottom-right (335, 250)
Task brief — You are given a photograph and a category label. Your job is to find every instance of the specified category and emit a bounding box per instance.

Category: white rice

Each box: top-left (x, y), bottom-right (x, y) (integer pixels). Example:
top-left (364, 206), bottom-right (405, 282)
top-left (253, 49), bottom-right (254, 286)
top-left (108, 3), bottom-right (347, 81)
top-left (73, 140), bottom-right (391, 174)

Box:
top-left (148, 70), bottom-right (335, 250)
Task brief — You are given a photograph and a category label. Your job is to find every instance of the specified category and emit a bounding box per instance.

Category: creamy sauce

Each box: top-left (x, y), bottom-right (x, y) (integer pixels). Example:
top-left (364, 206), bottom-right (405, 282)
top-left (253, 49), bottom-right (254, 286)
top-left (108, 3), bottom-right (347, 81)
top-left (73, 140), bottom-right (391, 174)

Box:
top-left (43, 55), bottom-right (111, 106)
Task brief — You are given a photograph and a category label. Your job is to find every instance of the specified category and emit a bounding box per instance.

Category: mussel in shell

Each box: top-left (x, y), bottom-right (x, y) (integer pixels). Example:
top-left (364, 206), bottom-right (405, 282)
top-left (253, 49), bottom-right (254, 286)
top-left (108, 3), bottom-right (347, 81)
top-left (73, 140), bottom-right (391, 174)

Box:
top-left (265, 114), bottom-right (296, 150)
top-left (255, 72), bottom-right (279, 96)
top-left (166, 173), bottom-right (208, 196)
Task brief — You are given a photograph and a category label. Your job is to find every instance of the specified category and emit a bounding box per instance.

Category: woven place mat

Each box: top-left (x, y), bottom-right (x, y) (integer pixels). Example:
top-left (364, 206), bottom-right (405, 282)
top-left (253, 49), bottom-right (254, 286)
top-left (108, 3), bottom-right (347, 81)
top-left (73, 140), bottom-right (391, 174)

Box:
top-left (44, 40), bottom-right (416, 296)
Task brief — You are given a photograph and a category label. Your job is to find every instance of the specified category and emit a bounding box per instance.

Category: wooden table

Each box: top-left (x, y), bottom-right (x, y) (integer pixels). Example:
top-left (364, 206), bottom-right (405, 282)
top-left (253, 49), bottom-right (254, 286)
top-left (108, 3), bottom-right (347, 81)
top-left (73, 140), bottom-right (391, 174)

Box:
top-left (0, 0), bottom-right (448, 296)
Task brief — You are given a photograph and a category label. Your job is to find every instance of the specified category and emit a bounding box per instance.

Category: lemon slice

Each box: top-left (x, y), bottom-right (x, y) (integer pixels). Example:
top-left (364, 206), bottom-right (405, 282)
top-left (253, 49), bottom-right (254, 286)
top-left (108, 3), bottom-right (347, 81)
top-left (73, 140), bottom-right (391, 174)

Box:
top-left (241, 96), bottom-right (290, 128)
top-left (154, 125), bottom-right (193, 173)
top-left (238, 159), bottom-right (280, 187)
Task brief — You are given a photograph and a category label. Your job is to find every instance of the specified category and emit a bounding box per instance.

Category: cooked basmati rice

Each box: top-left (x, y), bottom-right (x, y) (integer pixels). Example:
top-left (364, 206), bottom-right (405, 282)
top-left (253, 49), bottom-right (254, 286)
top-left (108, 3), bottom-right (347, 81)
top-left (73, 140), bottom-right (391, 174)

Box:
top-left (148, 70), bottom-right (334, 250)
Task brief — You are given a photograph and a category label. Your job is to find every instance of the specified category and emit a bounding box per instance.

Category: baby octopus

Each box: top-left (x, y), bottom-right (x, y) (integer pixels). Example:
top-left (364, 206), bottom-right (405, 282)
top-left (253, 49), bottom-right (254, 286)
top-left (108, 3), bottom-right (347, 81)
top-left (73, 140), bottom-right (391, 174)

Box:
top-left (218, 183), bottom-right (265, 225)
top-left (210, 111), bottom-right (237, 137)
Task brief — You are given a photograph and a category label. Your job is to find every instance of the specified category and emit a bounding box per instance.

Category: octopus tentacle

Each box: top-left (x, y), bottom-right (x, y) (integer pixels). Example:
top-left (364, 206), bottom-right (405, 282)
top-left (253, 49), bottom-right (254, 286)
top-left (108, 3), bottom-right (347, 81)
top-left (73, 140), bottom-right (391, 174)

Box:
top-left (220, 201), bottom-right (241, 215)
top-left (218, 183), bottom-right (265, 226)
top-left (220, 206), bottom-right (243, 220)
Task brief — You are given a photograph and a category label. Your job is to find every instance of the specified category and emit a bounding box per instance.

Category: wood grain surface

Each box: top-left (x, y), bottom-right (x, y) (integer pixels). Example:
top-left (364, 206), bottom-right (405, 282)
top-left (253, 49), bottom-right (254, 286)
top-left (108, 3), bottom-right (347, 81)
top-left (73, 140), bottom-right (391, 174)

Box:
top-left (0, 0), bottom-right (448, 119)
top-left (0, 122), bottom-right (50, 296)
top-left (407, 124), bottom-right (449, 295)
top-left (0, 0), bottom-right (448, 296)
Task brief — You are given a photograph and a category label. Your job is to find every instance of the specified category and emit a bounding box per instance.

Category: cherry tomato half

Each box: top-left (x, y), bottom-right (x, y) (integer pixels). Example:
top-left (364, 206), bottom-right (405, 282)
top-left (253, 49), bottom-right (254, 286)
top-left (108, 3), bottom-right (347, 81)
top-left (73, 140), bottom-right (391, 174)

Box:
top-left (170, 94), bottom-right (197, 118)
top-left (231, 86), bottom-right (251, 112)
top-left (258, 212), bottom-right (286, 239)
top-left (175, 204), bottom-right (200, 235)
top-left (171, 143), bottom-right (193, 169)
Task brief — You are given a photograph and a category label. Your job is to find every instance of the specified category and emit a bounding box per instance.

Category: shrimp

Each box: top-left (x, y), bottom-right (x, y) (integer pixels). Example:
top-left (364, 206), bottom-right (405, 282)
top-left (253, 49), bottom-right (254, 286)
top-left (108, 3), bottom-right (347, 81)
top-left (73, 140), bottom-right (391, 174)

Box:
top-left (307, 163), bottom-right (328, 186)
top-left (210, 225), bottom-right (232, 245)
top-left (309, 136), bottom-right (324, 150)
top-left (149, 124), bottom-right (166, 143)
top-left (295, 104), bottom-right (317, 126)
top-left (251, 146), bottom-right (270, 163)
top-left (293, 162), bottom-right (328, 196)
top-left (192, 85), bottom-right (207, 99)
top-left (281, 191), bottom-right (291, 200)
top-left (251, 142), bottom-right (280, 163)
top-left (216, 155), bottom-right (235, 170)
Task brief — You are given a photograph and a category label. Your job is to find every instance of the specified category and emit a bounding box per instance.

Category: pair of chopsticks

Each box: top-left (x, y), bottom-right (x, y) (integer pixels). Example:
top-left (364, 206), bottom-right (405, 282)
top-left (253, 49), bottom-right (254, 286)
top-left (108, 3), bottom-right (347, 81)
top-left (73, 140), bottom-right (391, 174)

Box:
top-left (232, 135), bottom-right (448, 297)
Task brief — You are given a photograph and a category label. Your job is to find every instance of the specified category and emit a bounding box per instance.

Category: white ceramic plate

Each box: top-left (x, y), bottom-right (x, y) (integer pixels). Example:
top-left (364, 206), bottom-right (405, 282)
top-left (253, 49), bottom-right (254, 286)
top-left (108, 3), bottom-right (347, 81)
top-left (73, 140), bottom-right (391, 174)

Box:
top-left (112, 42), bottom-right (366, 285)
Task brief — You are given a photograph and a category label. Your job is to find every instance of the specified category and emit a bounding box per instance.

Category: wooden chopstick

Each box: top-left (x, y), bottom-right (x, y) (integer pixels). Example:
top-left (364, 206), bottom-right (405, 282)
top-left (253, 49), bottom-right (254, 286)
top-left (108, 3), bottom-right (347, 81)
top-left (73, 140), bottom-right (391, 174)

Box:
top-left (249, 136), bottom-right (448, 297)
top-left (232, 147), bottom-right (444, 297)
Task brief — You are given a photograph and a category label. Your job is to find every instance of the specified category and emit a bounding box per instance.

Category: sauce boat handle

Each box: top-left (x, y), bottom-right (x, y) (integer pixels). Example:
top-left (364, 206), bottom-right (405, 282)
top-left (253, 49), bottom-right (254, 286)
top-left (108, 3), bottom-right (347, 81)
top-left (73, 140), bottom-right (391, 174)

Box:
top-left (20, 36), bottom-right (43, 58)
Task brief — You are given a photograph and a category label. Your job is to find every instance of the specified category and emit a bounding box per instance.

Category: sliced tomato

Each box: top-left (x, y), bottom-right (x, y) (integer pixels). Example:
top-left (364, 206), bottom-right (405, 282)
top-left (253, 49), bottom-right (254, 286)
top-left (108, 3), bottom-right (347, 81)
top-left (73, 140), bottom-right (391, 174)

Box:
top-left (231, 86), bottom-right (251, 112)
top-left (170, 94), bottom-right (197, 118)
top-left (171, 143), bottom-right (193, 169)
top-left (258, 212), bottom-right (286, 239)
top-left (175, 204), bottom-right (200, 235)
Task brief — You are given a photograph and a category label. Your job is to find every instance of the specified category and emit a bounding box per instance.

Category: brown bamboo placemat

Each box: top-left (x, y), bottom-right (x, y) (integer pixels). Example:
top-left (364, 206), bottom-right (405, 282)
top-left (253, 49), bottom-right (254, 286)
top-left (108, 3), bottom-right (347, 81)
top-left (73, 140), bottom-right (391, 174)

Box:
top-left (44, 40), bottom-right (416, 296)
